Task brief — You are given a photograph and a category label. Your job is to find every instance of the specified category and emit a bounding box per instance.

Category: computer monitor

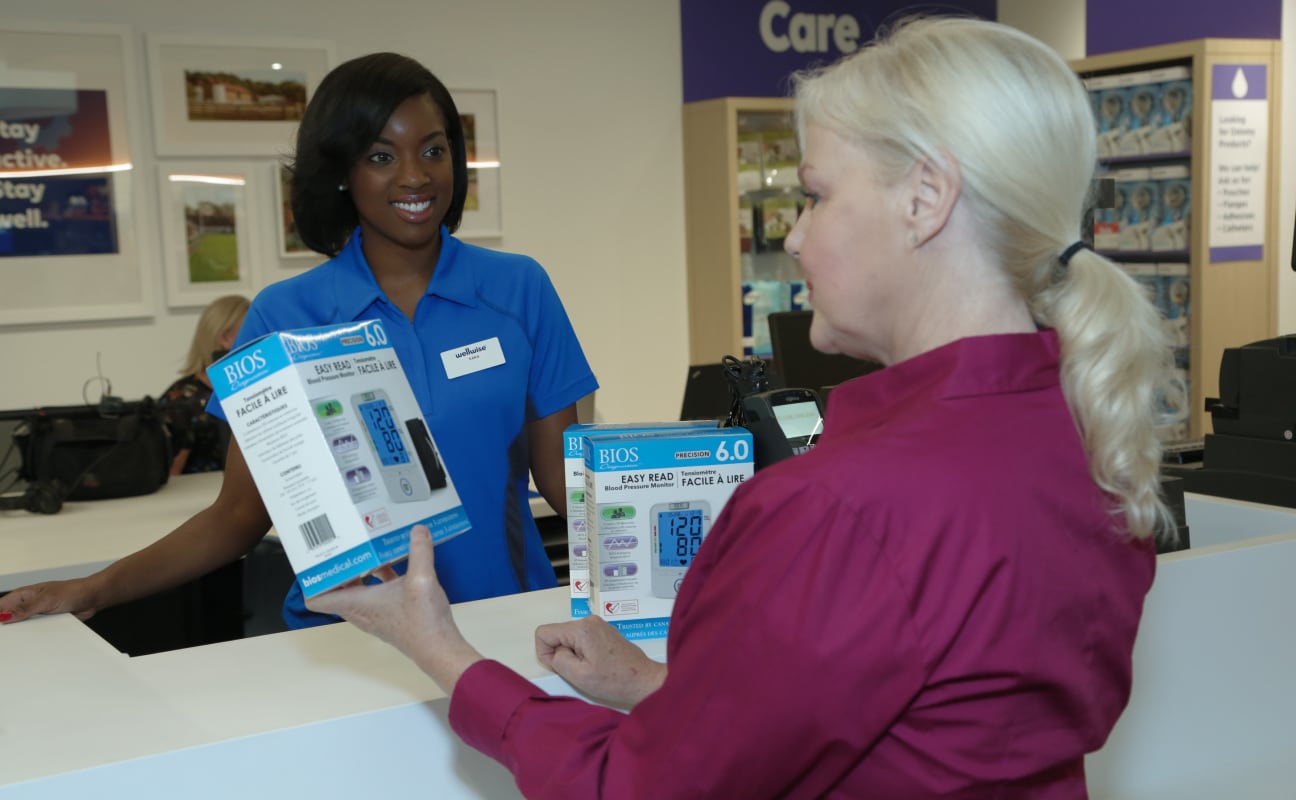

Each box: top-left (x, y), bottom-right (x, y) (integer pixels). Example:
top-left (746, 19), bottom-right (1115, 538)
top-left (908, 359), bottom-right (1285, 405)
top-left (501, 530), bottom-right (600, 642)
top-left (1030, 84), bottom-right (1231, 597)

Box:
top-left (679, 363), bottom-right (733, 421)
top-left (767, 310), bottom-right (881, 395)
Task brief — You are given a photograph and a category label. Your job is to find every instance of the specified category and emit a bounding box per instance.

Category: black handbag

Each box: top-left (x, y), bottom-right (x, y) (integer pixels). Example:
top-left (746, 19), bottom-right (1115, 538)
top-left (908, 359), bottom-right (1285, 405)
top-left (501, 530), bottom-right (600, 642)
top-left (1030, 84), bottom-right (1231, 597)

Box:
top-left (14, 397), bottom-right (172, 502)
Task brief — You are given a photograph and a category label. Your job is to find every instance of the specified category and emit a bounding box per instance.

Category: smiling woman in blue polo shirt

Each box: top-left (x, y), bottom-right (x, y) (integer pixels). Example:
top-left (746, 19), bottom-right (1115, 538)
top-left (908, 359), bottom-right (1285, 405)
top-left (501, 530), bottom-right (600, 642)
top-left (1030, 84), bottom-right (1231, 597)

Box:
top-left (0, 53), bottom-right (597, 630)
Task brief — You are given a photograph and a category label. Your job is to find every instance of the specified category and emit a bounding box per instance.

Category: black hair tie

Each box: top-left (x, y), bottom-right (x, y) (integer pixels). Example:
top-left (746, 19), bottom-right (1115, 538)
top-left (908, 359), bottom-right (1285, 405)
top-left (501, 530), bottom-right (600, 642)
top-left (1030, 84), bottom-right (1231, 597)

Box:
top-left (1059, 240), bottom-right (1090, 266)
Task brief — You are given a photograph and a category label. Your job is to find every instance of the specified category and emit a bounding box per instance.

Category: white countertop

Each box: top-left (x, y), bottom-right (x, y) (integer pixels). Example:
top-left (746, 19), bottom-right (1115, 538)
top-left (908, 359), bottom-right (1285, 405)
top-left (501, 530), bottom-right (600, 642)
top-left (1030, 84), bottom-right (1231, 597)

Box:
top-left (1, 472), bottom-right (227, 590)
top-left (0, 473), bottom-right (593, 794)
top-left (0, 584), bottom-right (661, 791)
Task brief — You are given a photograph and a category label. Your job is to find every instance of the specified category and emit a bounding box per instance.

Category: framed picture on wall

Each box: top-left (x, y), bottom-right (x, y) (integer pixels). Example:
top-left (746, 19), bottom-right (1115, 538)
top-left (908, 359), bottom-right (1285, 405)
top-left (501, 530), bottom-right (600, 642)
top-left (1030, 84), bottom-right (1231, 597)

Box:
top-left (453, 89), bottom-right (503, 239)
top-left (0, 21), bottom-right (153, 326)
top-left (272, 161), bottom-right (315, 260)
top-left (156, 162), bottom-right (259, 308)
top-left (146, 35), bottom-right (335, 157)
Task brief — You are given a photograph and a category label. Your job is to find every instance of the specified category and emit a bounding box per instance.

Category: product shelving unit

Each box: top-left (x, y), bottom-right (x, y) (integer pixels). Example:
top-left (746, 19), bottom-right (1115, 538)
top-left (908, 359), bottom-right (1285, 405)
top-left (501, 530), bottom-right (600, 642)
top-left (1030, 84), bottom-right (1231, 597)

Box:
top-left (682, 96), bottom-right (799, 365)
top-left (1072, 38), bottom-right (1282, 439)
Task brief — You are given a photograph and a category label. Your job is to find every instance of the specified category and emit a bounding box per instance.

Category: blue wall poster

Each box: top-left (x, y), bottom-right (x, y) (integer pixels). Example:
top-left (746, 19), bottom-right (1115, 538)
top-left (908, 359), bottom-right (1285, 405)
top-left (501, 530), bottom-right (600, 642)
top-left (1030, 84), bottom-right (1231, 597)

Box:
top-left (0, 87), bottom-right (120, 256)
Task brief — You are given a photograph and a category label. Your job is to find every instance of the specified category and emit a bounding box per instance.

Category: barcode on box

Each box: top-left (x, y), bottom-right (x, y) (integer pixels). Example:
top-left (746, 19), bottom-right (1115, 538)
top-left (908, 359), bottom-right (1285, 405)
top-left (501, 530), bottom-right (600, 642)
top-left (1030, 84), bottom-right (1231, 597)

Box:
top-left (300, 514), bottom-right (336, 549)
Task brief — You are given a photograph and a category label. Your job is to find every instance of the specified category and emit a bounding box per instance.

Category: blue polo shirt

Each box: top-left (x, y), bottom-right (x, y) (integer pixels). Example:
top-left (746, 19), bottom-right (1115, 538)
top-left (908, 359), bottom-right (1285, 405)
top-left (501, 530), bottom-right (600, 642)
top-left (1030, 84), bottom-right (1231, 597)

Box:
top-left (211, 228), bottom-right (598, 628)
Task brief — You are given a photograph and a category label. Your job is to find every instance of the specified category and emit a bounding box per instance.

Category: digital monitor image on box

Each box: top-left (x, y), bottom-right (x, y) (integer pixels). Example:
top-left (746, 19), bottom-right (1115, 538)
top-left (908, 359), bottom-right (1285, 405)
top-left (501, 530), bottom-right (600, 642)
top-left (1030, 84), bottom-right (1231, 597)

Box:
top-left (314, 389), bottom-right (447, 507)
top-left (649, 498), bottom-right (710, 598)
top-left (209, 319), bottom-right (470, 597)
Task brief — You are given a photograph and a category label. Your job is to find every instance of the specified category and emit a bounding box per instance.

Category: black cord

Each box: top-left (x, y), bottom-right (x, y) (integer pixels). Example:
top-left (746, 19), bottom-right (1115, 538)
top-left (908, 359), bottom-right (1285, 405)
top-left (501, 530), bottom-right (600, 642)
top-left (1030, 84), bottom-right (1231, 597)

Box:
top-left (719, 354), bottom-right (772, 428)
top-left (81, 352), bottom-right (114, 406)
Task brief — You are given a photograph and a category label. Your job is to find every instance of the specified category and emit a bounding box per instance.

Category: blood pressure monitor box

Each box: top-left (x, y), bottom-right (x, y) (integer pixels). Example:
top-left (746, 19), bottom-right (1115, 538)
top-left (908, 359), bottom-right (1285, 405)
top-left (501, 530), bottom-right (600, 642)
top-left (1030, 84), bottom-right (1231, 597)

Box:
top-left (583, 427), bottom-right (753, 639)
top-left (564, 420), bottom-right (718, 618)
top-left (208, 319), bottom-right (471, 598)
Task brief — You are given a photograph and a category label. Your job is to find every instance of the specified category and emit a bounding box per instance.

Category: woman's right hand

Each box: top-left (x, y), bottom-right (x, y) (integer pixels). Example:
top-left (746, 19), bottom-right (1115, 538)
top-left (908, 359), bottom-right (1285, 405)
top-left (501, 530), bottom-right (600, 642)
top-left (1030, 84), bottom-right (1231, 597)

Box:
top-left (535, 616), bottom-right (667, 709)
top-left (0, 576), bottom-right (103, 623)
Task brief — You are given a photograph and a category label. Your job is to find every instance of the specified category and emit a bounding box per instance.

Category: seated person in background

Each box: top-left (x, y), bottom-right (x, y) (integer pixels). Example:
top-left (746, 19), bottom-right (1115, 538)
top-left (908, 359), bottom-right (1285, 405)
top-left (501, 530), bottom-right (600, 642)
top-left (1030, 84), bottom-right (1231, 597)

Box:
top-left (158, 294), bottom-right (250, 475)
top-left (305, 16), bottom-right (1182, 798)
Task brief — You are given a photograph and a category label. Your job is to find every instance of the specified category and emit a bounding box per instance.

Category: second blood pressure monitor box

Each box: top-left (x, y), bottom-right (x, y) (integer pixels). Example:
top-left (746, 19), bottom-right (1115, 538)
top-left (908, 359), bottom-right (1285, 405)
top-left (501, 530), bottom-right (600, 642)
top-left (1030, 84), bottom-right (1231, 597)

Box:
top-left (208, 319), bottom-right (471, 598)
top-left (564, 420), bottom-right (718, 618)
top-left (583, 427), bottom-right (753, 639)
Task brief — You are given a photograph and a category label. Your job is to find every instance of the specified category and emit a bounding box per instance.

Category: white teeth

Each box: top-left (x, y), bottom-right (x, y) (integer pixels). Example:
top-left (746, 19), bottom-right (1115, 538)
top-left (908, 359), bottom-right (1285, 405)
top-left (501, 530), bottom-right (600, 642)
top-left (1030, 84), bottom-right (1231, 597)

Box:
top-left (393, 200), bottom-right (431, 213)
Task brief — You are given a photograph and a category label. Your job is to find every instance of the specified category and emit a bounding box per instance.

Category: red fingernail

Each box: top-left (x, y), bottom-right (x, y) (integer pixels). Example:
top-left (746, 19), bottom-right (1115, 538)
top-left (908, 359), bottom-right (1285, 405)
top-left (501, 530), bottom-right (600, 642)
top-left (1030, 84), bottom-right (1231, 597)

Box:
top-left (0, 612), bottom-right (13, 622)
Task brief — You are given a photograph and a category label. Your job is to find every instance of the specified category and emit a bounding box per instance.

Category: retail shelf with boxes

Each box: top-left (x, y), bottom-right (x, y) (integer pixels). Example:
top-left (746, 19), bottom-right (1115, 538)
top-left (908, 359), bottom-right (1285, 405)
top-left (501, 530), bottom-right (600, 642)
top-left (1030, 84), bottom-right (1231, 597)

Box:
top-left (683, 96), bottom-right (803, 364)
top-left (1074, 38), bottom-right (1282, 439)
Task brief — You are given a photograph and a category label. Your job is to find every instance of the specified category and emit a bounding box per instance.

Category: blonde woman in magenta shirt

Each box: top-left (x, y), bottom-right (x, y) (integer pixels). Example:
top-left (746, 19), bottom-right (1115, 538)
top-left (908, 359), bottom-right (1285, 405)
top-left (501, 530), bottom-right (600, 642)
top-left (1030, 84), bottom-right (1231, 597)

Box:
top-left (307, 17), bottom-right (1181, 798)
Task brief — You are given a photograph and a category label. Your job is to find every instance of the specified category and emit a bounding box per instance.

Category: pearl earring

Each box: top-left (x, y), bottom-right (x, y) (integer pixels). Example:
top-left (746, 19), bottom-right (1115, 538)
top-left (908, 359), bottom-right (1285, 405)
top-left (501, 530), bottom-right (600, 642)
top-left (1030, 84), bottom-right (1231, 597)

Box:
top-left (337, 183), bottom-right (347, 192)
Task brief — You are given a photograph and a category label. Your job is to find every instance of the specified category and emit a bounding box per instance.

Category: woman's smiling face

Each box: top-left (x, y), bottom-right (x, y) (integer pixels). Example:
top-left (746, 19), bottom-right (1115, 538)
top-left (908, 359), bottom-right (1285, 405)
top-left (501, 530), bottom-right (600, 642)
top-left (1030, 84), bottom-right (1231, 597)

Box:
top-left (348, 93), bottom-right (455, 253)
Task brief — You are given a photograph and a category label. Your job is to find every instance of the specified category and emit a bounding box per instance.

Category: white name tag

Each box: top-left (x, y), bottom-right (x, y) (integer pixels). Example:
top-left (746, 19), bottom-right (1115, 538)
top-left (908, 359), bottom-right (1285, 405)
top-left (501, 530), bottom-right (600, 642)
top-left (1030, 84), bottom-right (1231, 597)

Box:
top-left (441, 337), bottom-right (506, 379)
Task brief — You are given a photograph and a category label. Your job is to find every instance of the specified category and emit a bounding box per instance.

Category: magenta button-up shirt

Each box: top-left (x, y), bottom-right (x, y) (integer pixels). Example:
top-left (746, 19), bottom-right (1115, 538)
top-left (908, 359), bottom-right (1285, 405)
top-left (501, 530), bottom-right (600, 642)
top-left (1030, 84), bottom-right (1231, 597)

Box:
top-left (450, 330), bottom-right (1156, 799)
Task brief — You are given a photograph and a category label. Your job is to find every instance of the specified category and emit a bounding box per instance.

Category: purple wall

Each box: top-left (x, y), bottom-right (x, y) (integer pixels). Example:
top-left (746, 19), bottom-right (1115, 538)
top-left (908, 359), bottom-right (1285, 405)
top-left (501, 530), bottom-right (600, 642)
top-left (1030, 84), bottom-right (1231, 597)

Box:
top-left (681, 1), bottom-right (995, 102)
top-left (681, 2), bottom-right (1284, 102)
top-left (1086, 0), bottom-right (1281, 55)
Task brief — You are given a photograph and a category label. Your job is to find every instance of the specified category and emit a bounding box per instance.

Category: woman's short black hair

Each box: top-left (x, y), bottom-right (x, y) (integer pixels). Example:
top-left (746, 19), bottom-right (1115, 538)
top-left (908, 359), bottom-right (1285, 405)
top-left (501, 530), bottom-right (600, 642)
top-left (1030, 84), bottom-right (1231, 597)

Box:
top-left (289, 52), bottom-right (469, 256)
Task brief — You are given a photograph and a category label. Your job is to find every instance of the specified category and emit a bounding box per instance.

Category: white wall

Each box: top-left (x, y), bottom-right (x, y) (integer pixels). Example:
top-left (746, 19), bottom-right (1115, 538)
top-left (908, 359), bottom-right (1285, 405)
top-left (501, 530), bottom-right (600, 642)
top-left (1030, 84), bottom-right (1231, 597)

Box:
top-left (997, 0), bottom-right (1087, 59)
top-left (0, 1), bottom-right (687, 424)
